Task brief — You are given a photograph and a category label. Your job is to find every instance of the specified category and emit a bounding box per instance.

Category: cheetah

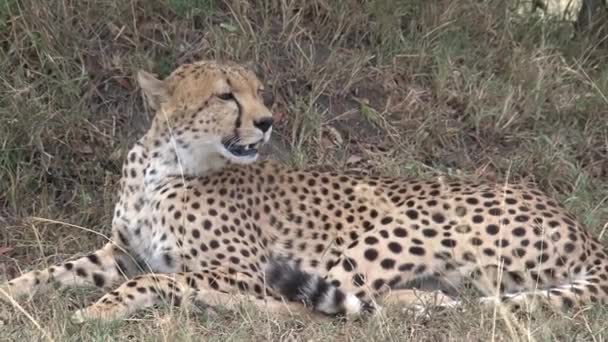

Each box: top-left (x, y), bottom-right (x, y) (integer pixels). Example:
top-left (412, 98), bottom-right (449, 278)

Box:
top-left (2, 60), bottom-right (608, 323)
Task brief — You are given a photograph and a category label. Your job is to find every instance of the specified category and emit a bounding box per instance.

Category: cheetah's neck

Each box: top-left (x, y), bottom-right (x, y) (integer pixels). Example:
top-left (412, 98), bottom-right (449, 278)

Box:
top-left (141, 134), bottom-right (228, 188)
top-left (113, 136), bottom-right (230, 246)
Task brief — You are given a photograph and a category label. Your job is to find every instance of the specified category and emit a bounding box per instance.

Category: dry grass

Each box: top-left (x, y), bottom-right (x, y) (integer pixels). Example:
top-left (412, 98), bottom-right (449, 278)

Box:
top-left (1, 0), bottom-right (608, 340)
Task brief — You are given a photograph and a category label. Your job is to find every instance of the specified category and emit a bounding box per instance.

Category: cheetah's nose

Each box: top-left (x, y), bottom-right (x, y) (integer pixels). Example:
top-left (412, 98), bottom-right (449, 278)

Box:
top-left (254, 117), bottom-right (274, 133)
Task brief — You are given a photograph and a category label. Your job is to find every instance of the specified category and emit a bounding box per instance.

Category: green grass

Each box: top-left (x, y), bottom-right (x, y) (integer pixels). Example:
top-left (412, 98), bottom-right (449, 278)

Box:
top-left (1, 0), bottom-right (608, 340)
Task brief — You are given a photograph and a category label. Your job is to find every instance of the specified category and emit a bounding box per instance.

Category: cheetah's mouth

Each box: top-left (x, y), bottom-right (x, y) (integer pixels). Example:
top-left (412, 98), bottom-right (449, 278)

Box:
top-left (221, 139), bottom-right (262, 157)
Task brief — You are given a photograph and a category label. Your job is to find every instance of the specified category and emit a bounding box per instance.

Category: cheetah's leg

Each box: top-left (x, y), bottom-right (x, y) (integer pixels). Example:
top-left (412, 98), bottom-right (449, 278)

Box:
top-left (479, 276), bottom-right (607, 311)
top-left (0, 243), bottom-right (138, 303)
top-left (71, 271), bottom-right (312, 323)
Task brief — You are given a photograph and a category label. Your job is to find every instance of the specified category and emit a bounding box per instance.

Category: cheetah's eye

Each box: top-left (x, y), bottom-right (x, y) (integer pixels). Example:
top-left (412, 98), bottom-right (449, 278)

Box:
top-left (217, 92), bottom-right (234, 101)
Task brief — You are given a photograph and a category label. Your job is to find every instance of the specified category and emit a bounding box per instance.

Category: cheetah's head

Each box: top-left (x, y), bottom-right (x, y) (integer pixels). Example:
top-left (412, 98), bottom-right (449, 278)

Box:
top-left (137, 60), bottom-right (273, 165)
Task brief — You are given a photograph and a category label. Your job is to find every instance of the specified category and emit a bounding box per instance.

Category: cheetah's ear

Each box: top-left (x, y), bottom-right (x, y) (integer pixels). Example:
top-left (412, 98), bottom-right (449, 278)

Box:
top-left (137, 70), bottom-right (169, 111)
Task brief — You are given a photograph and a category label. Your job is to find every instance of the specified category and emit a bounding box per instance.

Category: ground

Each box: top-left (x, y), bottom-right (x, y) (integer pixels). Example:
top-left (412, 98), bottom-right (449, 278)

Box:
top-left (1, 0), bottom-right (608, 341)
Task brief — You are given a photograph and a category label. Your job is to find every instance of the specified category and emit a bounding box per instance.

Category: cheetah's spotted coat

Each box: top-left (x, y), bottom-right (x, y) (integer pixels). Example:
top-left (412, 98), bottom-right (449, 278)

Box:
top-left (2, 60), bottom-right (607, 322)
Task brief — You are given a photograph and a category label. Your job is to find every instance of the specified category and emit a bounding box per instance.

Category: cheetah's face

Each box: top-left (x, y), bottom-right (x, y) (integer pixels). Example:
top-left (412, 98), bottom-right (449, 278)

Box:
top-left (137, 61), bottom-right (273, 164)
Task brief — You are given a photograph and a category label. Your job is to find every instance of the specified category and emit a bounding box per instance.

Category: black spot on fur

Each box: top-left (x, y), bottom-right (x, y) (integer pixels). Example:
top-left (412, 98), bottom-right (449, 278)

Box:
top-left (409, 246), bottom-right (425, 256)
top-left (352, 273), bottom-right (366, 287)
top-left (75, 268), bottom-right (87, 277)
top-left (405, 210), bottom-right (419, 220)
top-left (364, 249), bottom-right (379, 261)
top-left (87, 254), bottom-right (101, 265)
top-left (92, 273), bottom-right (105, 287)
top-left (163, 253), bottom-right (173, 267)
top-left (388, 242), bottom-right (402, 253)
top-left (342, 258), bottom-right (357, 272)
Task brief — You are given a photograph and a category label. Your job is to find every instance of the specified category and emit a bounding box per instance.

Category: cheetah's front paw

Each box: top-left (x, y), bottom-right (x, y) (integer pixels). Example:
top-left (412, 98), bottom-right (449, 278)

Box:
top-left (0, 279), bottom-right (38, 304)
top-left (70, 303), bottom-right (128, 324)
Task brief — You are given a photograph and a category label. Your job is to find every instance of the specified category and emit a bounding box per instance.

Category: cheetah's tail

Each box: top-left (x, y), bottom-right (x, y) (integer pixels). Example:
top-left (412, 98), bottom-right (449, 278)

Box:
top-left (264, 256), bottom-right (374, 316)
